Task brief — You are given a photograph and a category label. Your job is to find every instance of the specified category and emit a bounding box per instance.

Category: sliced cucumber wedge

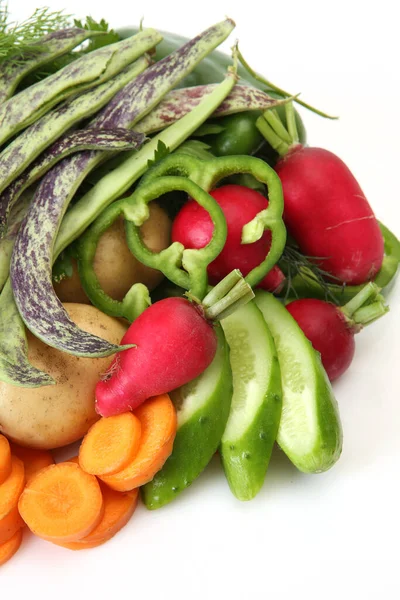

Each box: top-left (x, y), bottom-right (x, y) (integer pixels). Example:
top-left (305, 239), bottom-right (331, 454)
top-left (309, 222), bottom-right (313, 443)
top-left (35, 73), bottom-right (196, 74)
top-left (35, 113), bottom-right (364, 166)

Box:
top-left (142, 325), bottom-right (232, 509)
top-left (255, 291), bottom-right (343, 473)
top-left (220, 300), bottom-right (282, 501)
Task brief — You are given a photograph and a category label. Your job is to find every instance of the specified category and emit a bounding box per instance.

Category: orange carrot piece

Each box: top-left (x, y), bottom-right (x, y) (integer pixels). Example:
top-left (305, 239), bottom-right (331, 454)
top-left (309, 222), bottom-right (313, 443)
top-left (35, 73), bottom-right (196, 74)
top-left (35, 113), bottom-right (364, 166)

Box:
top-left (10, 443), bottom-right (54, 484)
top-left (0, 529), bottom-right (23, 566)
top-left (66, 456), bottom-right (79, 464)
top-left (79, 484), bottom-right (138, 543)
top-left (79, 413), bottom-right (142, 476)
top-left (53, 485), bottom-right (139, 550)
top-left (101, 394), bottom-right (177, 492)
top-left (0, 456), bottom-right (25, 522)
top-left (54, 533), bottom-right (114, 551)
top-left (18, 462), bottom-right (104, 543)
top-left (0, 504), bottom-right (24, 545)
top-left (0, 435), bottom-right (11, 485)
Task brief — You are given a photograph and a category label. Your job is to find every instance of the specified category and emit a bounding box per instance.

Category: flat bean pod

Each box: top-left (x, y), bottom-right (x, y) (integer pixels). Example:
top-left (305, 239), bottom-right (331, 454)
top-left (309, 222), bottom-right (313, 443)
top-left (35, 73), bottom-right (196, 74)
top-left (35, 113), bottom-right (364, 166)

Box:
top-left (0, 28), bottom-right (160, 149)
top-left (0, 28), bottom-right (102, 105)
top-left (0, 56), bottom-right (150, 219)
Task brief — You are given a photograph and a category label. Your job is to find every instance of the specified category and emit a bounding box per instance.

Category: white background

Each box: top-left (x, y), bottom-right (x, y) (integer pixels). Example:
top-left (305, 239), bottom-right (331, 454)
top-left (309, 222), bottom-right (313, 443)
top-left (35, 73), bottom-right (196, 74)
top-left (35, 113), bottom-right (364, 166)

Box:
top-left (3, 1), bottom-right (400, 598)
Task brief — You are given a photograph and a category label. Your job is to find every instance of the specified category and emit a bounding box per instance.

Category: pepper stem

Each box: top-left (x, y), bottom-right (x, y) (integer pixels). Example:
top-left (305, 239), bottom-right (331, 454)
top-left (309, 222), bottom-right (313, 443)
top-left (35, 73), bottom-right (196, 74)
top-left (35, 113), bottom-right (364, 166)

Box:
top-left (285, 102), bottom-right (299, 144)
top-left (256, 115), bottom-right (290, 157)
top-left (340, 282), bottom-right (389, 328)
top-left (201, 270), bottom-right (254, 321)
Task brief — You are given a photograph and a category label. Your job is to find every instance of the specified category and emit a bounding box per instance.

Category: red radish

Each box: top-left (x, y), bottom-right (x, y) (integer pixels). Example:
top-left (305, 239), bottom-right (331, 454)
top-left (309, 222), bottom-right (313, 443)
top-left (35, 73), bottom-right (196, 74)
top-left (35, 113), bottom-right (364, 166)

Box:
top-left (286, 282), bottom-right (388, 381)
top-left (172, 184), bottom-right (286, 292)
top-left (275, 146), bottom-right (384, 285)
top-left (95, 272), bottom-right (253, 417)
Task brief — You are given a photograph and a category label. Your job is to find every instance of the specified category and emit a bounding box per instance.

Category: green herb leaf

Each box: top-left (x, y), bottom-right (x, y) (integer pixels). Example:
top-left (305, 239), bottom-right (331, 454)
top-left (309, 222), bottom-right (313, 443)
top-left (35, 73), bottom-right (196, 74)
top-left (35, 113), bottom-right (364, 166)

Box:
top-left (0, 2), bottom-right (71, 67)
top-left (52, 243), bottom-right (78, 283)
top-left (147, 139), bottom-right (170, 167)
top-left (73, 16), bottom-right (120, 52)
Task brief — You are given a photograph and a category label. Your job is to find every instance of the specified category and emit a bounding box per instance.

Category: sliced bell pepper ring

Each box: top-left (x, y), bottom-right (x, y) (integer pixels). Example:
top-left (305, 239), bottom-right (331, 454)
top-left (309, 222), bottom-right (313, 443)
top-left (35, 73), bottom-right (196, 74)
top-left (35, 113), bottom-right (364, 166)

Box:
top-left (76, 153), bottom-right (286, 319)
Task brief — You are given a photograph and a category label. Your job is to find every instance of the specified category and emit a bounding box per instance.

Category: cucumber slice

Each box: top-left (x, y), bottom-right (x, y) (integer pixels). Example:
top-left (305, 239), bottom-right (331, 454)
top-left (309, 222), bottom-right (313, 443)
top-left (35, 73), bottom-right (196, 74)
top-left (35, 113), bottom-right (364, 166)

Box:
top-left (255, 291), bottom-right (343, 473)
top-left (220, 300), bottom-right (282, 501)
top-left (142, 325), bottom-right (232, 509)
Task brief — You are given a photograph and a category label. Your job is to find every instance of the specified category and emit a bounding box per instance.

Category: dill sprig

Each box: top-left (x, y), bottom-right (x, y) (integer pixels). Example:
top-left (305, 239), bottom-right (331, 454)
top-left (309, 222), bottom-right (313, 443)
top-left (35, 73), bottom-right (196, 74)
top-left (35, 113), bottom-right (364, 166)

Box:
top-left (0, 2), bottom-right (71, 67)
top-left (280, 243), bottom-right (345, 304)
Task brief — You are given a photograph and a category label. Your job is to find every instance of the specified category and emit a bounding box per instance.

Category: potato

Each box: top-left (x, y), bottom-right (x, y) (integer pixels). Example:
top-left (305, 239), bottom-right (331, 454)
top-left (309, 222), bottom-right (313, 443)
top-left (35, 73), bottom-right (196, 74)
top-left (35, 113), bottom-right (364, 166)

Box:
top-left (55, 202), bottom-right (171, 303)
top-left (0, 304), bottom-right (127, 450)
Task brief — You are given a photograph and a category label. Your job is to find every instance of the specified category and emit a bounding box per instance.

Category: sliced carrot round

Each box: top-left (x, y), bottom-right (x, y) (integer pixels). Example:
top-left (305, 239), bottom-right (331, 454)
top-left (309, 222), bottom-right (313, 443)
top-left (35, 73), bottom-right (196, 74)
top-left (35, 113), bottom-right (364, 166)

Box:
top-left (101, 394), bottom-right (177, 492)
top-left (54, 485), bottom-right (138, 550)
top-left (0, 528), bottom-right (23, 566)
top-left (0, 434), bottom-right (11, 485)
top-left (0, 504), bottom-right (24, 545)
top-left (18, 462), bottom-right (103, 543)
top-left (10, 443), bottom-right (54, 484)
top-left (54, 533), bottom-right (114, 551)
top-left (79, 413), bottom-right (142, 476)
top-left (82, 484), bottom-right (138, 543)
top-left (0, 456), bottom-right (25, 521)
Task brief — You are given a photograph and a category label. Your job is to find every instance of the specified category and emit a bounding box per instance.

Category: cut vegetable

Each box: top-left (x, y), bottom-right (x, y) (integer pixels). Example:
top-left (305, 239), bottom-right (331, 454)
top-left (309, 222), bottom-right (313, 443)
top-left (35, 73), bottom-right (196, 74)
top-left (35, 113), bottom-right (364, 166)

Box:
top-left (79, 413), bottom-right (142, 476)
top-left (7, 19), bottom-right (235, 371)
top-left (254, 291), bottom-right (343, 473)
top-left (9, 444), bottom-right (54, 484)
top-left (0, 29), bottom-right (160, 150)
top-left (142, 326), bottom-right (232, 509)
top-left (0, 434), bottom-right (11, 485)
top-left (0, 456), bottom-right (25, 521)
top-left (18, 462), bottom-right (104, 542)
top-left (0, 504), bottom-right (24, 545)
top-left (101, 394), bottom-right (177, 492)
top-left (219, 300), bottom-right (282, 500)
top-left (0, 528), bottom-right (23, 566)
top-left (56, 483), bottom-right (139, 549)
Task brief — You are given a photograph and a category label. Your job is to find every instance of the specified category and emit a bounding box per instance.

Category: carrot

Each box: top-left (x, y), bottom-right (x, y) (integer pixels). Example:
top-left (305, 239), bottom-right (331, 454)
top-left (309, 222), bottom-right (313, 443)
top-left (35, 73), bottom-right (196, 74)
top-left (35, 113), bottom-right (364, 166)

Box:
top-left (18, 462), bottom-right (104, 543)
top-left (54, 533), bottom-right (114, 551)
top-left (0, 529), bottom-right (23, 567)
top-left (0, 504), bottom-right (24, 545)
top-left (10, 443), bottom-right (54, 484)
top-left (0, 435), bottom-right (11, 485)
top-left (79, 413), bottom-right (142, 476)
top-left (101, 394), bottom-right (177, 492)
top-left (66, 456), bottom-right (79, 464)
top-left (0, 456), bottom-right (25, 522)
top-left (54, 484), bottom-right (139, 550)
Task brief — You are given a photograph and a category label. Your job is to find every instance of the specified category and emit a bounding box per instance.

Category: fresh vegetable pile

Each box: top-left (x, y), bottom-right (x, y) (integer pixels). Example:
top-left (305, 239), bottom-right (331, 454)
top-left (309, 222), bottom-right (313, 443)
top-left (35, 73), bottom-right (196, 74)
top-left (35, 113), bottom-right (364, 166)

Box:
top-left (0, 5), bottom-right (399, 566)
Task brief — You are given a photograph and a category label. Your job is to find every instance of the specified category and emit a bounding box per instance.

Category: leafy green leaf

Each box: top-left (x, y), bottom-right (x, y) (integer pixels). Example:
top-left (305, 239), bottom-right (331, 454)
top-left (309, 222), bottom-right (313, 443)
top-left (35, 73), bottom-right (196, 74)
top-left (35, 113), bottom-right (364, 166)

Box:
top-left (73, 16), bottom-right (120, 52)
top-left (0, 2), bottom-right (71, 67)
top-left (52, 243), bottom-right (78, 283)
top-left (147, 139), bottom-right (170, 167)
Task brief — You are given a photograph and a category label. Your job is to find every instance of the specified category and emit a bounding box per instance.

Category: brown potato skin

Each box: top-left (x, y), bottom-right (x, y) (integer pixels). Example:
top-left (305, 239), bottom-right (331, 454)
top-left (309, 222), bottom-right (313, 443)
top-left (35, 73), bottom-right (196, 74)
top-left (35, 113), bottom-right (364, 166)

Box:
top-left (54, 203), bottom-right (171, 303)
top-left (0, 304), bottom-right (127, 450)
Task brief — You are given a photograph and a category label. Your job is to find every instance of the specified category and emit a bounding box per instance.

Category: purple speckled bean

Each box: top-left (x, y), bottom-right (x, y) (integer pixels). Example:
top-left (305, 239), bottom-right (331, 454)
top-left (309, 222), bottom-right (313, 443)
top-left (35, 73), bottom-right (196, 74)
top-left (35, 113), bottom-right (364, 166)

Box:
top-left (7, 19), bottom-right (235, 376)
top-left (135, 84), bottom-right (281, 133)
top-left (10, 128), bottom-right (144, 358)
top-left (0, 28), bottom-right (101, 105)
top-left (0, 56), bottom-right (150, 227)
top-left (0, 28), bottom-right (160, 148)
